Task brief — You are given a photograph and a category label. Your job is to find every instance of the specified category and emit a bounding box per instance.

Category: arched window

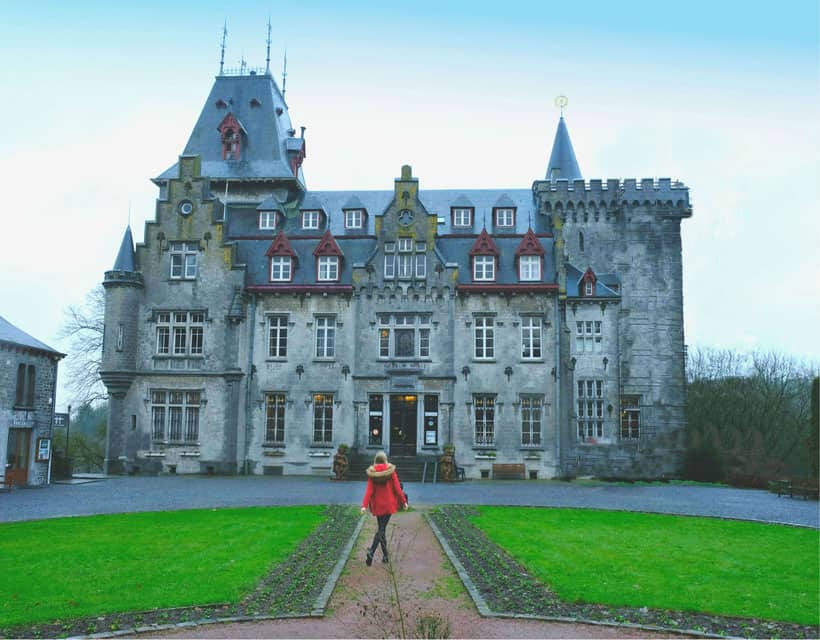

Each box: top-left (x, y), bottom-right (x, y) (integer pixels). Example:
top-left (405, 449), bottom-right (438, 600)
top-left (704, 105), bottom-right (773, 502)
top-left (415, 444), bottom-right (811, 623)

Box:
top-left (579, 231), bottom-right (585, 252)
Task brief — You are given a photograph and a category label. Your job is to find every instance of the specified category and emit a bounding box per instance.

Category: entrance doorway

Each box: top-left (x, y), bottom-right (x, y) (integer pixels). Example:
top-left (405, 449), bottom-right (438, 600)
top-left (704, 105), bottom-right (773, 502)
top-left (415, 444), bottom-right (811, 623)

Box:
top-left (389, 395), bottom-right (417, 457)
top-left (5, 428), bottom-right (30, 486)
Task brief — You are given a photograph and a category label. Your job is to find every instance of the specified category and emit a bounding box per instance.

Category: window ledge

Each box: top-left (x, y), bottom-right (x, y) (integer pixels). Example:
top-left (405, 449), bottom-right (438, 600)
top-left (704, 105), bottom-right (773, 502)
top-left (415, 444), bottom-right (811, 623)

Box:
top-left (265, 358), bottom-right (288, 363)
top-left (520, 359), bottom-right (545, 364)
top-left (308, 450), bottom-right (332, 457)
top-left (263, 449), bottom-right (286, 457)
top-left (312, 358), bottom-right (337, 363)
top-left (471, 359), bottom-right (497, 364)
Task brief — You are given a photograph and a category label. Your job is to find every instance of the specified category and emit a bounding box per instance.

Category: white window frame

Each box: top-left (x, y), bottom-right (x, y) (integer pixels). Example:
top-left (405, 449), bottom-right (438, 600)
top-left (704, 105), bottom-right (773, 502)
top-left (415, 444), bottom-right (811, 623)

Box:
top-left (473, 394), bottom-right (495, 446)
top-left (156, 311), bottom-right (204, 356)
top-left (495, 208), bottom-right (515, 227)
top-left (265, 392), bottom-right (286, 443)
top-left (384, 240), bottom-right (426, 280)
top-left (521, 395), bottom-right (542, 446)
top-left (577, 378), bottom-right (604, 441)
top-left (383, 242), bottom-right (396, 279)
top-left (313, 393), bottom-right (334, 443)
top-left (302, 210), bottom-right (320, 229)
top-left (344, 209), bottom-right (364, 229)
top-left (519, 255), bottom-right (541, 281)
top-left (473, 255), bottom-right (495, 281)
top-left (377, 313), bottom-right (432, 359)
top-left (453, 207), bottom-right (473, 227)
top-left (620, 395), bottom-right (640, 440)
top-left (521, 316), bottom-right (542, 360)
top-left (270, 256), bottom-right (292, 281)
top-left (474, 316), bottom-right (494, 360)
top-left (259, 211), bottom-right (277, 230)
top-left (317, 256), bottom-right (339, 281)
top-left (267, 315), bottom-right (288, 358)
top-left (575, 320), bottom-right (603, 353)
top-left (315, 316), bottom-right (336, 359)
top-left (170, 242), bottom-right (198, 279)
top-left (151, 390), bottom-right (201, 442)
top-left (584, 280), bottom-right (594, 296)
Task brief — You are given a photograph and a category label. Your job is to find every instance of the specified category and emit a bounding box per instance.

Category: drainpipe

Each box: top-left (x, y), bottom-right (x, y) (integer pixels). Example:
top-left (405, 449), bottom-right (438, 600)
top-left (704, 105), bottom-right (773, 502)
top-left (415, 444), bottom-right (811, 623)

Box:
top-left (554, 300), bottom-right (561, 475)
top-left (243, 293), bottom-right (257, 475)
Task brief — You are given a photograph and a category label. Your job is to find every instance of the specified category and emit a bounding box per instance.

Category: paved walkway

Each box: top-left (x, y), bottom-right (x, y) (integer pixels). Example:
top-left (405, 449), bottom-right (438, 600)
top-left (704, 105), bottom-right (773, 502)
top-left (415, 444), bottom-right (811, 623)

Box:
top-left (1, 476), bottom-right (817, 527)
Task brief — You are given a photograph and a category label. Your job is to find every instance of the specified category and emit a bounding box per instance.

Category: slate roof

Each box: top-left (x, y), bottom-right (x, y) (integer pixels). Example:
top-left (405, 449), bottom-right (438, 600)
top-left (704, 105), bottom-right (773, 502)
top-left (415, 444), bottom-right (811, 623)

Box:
top-left (224, 189), bottom-right (546, 239)
top-left (155, 73), bottom-right (303, 184)
top-left (546, 116), bottom-right (582, 182)
top-left (566, 264), bottom-right (620, 298)
top-left (0, 315), bottom-right (64, 356)
top-left (439, 236), bottom-right (557, 286)
top-left (112, 226), bottom-right (136, 272)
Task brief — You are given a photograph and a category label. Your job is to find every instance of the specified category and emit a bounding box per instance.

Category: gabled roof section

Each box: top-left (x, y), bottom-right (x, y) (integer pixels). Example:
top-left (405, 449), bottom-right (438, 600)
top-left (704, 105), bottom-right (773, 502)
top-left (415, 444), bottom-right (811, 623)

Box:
top-left (566, 264), bottom-right (620, 298)
top-left (299, 193), bottom-right (326, 211)
top-left (265, 231), bottom-right (297, 257)
top-left (546, 116), bottom-right (582, 182)
top-left (112, 226), bottom-right (136, 271)
top-left (313, 230), bottom-right (343, 257)
top-left (493, 193), bottom-right (516, 208)
top-left (257, 196), bottom-right (283, 211)
top-left (155, 72), bottom-right (304, 184)
top-left (342, 194), bottom-right (367, 210)
top-left (0, 315), bottom-right (64, 357)
top-left (451, 194), bottom-right (474, 208)
top-left (217, 112), bottom-right (247, 135)
top-left (468, 229), bottom-right (500, 257)
top-left (515, 229), bottom-right (545, 257)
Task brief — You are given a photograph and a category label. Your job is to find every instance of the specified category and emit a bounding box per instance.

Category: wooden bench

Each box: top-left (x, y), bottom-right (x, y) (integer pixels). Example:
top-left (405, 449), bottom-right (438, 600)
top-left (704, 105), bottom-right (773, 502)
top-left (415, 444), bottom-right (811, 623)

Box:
top-left (492, 463), bottom-right (526, 480)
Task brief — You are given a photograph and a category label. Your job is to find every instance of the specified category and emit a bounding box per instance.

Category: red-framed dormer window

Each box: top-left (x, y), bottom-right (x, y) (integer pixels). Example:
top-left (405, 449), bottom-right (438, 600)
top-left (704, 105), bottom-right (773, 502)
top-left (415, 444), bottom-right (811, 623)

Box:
top-left (452, 207), bottom-right (473, 228)
top-left (469, 229), bottom-right (500, 282)
top-left (494, 207), bottom-right (516, 228)
top-left (515, 229), bottom-right (545, 282)
top-left (581, 267), bottom-right (597, 297)
top-left (314, 230), bottom-right (343, 283)
top-left (265, 231), bottom-right (297, 283)
top-left (259, 210), bottom-right (277, 230)
top-left (218, 113), bottom-right (243, 161)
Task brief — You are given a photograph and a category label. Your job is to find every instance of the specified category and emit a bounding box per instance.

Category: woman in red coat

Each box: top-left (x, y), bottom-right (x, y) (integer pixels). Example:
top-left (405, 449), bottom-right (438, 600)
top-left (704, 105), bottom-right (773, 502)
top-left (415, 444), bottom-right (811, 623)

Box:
top-left (360, 451), bottom-right (408, 565)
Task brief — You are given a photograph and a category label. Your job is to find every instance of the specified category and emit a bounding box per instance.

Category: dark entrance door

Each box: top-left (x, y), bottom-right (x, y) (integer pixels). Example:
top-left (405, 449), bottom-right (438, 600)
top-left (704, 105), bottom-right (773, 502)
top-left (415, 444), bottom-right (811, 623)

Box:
top-left (5, 428), bottom-right (30, 486)
top-left (389, 395), bottom-right (417, 457)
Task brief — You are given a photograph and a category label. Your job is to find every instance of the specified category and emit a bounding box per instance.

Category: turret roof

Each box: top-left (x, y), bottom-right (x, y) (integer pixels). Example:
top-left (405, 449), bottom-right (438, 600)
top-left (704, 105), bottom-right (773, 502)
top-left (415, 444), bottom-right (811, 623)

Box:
top-left (546, 116), bottom-right (582, 182)
top-left (112, 226), bottom-right (136, 272)
top-left (155, 72), bottom-right (304, 185)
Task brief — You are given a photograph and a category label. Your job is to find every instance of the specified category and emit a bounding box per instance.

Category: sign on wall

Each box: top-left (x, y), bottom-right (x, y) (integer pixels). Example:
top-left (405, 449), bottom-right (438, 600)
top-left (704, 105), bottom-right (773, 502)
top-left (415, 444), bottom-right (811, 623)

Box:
top-left (35, 437), bottom-right (51, 462)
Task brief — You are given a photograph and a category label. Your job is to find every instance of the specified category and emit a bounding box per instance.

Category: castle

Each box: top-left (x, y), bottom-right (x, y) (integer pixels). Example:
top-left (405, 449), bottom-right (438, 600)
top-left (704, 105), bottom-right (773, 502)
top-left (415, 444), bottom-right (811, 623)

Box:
top-left (101, 60), bottom-right (691, 479)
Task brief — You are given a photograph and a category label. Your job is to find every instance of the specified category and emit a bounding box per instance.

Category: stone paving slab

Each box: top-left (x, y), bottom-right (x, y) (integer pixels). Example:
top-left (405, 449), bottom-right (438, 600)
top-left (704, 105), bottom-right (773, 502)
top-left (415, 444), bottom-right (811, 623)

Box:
top-left (0, 476), bottom-right (816, 528)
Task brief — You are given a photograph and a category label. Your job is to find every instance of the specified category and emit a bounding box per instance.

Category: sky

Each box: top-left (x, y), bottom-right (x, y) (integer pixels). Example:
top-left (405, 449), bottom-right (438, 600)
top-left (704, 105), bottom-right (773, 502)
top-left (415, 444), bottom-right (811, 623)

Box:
top-left (1, 0), bottom-right (818, 409)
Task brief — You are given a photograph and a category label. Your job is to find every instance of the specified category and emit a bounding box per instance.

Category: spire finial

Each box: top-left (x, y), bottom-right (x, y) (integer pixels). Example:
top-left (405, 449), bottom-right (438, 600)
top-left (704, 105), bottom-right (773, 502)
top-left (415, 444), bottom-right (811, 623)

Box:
top-left (265, 17), bottom-right (272, 74)
top-left (240, 51), bottom-right (247, 75)
top-left (282, 48), bottom-right (288, 99)
top-left (555, 95), bottom-right (568, 117)
top-left (219, 21), bottom-right (227, 75)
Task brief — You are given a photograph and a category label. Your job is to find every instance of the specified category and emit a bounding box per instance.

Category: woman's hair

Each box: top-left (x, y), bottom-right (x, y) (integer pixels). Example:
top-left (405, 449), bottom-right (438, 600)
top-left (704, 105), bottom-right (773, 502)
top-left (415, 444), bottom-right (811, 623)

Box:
top-left (373, 451), bottom-right (388, 465)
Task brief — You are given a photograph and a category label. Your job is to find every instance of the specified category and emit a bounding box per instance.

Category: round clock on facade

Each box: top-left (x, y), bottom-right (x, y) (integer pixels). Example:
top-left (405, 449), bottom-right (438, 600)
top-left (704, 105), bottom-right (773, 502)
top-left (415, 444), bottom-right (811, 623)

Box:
top-left (398, 209), bottom-right (414, 226)
top-left (178, 200), bottom-right (194, 216)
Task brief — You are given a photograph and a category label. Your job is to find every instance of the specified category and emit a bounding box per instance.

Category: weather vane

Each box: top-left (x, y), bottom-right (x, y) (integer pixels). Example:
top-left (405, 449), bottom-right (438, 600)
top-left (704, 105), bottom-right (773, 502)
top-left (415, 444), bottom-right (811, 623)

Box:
top-left (555, 95), bottom-right (568, 115)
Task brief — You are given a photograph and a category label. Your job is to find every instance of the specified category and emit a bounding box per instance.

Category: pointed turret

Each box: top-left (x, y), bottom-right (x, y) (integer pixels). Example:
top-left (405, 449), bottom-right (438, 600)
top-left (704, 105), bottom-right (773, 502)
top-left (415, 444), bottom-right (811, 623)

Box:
top-left (112, 226), bottom-right (136, 272)
top-left (545, 116), bottom-right (582, 182)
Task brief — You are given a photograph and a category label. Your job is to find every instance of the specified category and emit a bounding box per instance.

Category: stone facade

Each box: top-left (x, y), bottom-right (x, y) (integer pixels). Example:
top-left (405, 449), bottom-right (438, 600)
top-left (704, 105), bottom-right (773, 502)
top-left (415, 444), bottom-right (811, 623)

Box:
top-left (101, 68), bottom-right (691, 479)
top-left (0, 317), bottom-right (64, 487)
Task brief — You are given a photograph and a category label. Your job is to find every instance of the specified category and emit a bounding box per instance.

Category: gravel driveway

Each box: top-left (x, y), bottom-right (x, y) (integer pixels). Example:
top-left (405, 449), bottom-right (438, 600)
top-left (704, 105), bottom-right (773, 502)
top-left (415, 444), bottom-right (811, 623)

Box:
top-left (1, 476), bottom-right (816, 527)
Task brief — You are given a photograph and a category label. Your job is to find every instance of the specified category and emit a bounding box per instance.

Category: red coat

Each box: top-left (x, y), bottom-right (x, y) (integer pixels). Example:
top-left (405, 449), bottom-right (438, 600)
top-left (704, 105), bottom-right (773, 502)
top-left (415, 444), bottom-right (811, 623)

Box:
top-left (362, 463), bottom-right (405, 516)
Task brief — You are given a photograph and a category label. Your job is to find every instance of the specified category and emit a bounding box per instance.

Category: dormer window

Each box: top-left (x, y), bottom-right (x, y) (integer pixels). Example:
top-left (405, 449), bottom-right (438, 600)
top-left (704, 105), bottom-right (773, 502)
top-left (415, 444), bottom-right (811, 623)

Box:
top-left (250, 98), bottom-right (261, 108)
top-left (270, 256), bottom-right (292, 281)
top-left (581, 267), bottom-right (597, 297)
top-left (302, 210), bottom-right (320, 229)
top-left (495, 208), bottom-right (515, 227)
top-left (452, 207), bottom-right (473, 227)
top-left (473, 256), bottom-right (495, 281)
top-left (344, 209), bottom-right (364, 229)
top-left (317, 256), bottom-right (339, 281)
top-left (218, 113), bottom-right (244, 161)
top-left (519, 256), bottom-right (541, 281)
top-left (259, 211), bottom-right (277, 230)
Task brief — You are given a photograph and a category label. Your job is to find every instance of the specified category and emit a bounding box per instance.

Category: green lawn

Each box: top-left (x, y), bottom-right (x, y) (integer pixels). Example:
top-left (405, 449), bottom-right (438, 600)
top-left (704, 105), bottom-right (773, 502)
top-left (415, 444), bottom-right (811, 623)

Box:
top-left (471, 507), bottom-right (820, 625)
top-left (0, 506), bottom-right (324, 627)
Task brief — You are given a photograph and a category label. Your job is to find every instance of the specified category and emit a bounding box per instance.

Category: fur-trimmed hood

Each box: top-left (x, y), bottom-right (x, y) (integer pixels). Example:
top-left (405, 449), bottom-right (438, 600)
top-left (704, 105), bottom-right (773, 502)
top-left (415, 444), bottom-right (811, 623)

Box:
top-left (366, 462), bottom-right (396, 482)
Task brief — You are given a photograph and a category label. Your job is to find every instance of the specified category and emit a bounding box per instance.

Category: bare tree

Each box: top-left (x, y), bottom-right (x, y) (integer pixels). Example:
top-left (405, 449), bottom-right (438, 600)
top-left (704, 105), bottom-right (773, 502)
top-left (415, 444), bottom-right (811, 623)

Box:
top-left (59, 285), bottom-right (106, 406)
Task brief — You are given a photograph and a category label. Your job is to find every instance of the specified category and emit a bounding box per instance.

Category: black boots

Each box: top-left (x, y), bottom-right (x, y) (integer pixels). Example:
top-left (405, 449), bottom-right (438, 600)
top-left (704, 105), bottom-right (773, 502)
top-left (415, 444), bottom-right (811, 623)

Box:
top-left (366, 549), bottom-right (374, 566)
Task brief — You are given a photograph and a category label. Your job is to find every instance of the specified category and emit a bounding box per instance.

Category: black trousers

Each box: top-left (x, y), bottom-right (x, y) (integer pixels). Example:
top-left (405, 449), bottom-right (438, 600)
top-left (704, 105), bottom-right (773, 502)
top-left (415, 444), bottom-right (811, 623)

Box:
top-left (369, 514), bottom-right (392, 558)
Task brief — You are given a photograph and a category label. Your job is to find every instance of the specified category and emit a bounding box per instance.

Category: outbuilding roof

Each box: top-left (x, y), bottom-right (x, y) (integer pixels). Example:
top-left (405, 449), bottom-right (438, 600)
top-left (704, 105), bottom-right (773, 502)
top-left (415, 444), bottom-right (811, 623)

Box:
top-left (0, 315), bottom-right (64, 357)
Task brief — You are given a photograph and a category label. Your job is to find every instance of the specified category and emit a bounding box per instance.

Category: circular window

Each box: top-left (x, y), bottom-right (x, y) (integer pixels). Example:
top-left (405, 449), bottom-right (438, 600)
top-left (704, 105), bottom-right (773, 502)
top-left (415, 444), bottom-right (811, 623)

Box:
top-left (178, 200), bottom-right (194, 216)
